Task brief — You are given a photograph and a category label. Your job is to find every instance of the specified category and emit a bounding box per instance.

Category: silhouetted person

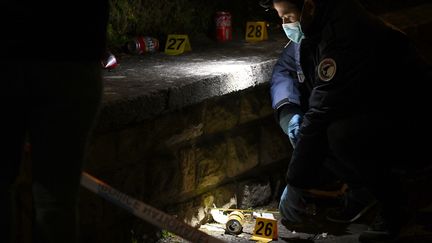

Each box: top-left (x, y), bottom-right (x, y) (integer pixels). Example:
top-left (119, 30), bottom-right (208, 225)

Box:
top-left (0, 1), bottom-right (109, 243)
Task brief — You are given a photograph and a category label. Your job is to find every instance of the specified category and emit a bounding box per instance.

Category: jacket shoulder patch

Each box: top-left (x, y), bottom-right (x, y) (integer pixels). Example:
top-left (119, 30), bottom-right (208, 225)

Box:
top-left (318, 58), bottom-right (337, 82)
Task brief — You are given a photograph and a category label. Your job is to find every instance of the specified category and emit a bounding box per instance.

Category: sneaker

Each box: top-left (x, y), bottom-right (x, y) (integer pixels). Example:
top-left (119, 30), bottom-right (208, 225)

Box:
top-left (326, 199), bottom-right (377, 223)
top-left (358, 213), bottom-right (399, 243)
top-left (326, 187), bottom-right (377, 223)
top-left (359, 206), bottom-right (412, 243)
top-left (280, 218), bottom-right (322, 234)
top-left (359, 229), bottom-right (397, 243)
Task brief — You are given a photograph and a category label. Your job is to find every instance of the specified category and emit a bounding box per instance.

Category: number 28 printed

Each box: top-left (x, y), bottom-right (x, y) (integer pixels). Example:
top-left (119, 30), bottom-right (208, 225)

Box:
top-left (247, 24), bottom-right (263, 38)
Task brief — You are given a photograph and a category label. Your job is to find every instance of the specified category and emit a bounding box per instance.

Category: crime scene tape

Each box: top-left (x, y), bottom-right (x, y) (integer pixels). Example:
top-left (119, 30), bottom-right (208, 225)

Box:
top-left (80, 172), bottom-right (225, 243)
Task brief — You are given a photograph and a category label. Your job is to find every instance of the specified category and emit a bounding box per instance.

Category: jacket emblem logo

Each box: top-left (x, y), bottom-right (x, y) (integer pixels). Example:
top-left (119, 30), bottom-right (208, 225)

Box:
top-left (318, 58), bottom-right (337, 82)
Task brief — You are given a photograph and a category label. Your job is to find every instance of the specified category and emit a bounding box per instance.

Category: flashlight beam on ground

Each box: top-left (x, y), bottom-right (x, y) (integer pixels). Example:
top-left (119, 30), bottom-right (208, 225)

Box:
top-left (80, 172), bottom-right (225, 243)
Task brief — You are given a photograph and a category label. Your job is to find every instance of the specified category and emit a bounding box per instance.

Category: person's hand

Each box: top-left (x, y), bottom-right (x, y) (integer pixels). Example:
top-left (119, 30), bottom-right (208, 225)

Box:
top-left (278, 104), bottom-right (303, 148)
top-left (287, 114), bottom-right (302, 147)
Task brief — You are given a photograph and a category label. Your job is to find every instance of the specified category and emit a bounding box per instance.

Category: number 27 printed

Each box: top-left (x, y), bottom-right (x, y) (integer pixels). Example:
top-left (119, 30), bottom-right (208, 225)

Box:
top-left (167, 38), bottom-right (185, 50)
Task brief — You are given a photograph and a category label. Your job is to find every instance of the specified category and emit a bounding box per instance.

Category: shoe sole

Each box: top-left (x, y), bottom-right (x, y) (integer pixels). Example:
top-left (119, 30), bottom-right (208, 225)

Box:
top-left (326, 200), bottom-right (378, 223)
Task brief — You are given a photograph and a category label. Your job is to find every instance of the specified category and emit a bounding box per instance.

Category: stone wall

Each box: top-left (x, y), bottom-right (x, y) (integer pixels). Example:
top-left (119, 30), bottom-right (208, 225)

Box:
top-left (80, 84), bottom-right (292, 243)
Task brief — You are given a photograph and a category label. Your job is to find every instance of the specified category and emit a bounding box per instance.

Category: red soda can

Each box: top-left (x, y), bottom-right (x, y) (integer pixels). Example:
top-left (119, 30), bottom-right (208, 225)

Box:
top-left (127, 36), bottom-right (160, 54)
top-left (215, 11), bottom-right (232, 42)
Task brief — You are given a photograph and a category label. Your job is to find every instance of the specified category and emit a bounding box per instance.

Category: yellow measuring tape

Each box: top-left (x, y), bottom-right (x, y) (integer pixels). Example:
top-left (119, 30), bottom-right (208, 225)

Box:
top-left (212, 208), bottom-right (280, 214)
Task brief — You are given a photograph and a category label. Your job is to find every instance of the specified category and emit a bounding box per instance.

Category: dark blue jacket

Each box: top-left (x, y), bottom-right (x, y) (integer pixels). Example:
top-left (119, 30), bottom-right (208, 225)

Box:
top-left (274, 0), bottom-right (431, 188)
top-left (270, 41), bottom-right (305, 110)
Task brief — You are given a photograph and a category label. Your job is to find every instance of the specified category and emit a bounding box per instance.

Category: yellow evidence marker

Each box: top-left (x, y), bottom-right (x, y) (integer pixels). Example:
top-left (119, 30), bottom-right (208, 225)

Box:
top-left (164, 34), bottom-right (192, 55)
top-left (250, 217), bottom-right (278, 242)
top-left (245, 21), bottom-right (268, 42)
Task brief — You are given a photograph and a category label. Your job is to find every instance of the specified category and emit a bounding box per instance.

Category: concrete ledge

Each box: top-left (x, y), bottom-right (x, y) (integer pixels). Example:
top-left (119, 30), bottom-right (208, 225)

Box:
top-left (98, 37), bottom-right (286, 132)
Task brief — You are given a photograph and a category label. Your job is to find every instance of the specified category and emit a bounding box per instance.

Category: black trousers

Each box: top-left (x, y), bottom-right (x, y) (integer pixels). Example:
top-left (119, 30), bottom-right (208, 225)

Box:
top-left (0, 60), bottom-right (102, 243)
top-left (325, 113), bottom-right (430, 213)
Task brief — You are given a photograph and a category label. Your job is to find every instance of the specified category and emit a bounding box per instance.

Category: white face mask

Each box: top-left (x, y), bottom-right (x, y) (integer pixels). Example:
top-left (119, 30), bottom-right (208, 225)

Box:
top-left (282, 21), bottom-right (304, 43)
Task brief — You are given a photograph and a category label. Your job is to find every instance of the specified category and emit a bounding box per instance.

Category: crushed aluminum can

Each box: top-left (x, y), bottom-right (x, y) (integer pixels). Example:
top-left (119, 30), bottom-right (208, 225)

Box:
top-left (225, 211), bottom-right (244, 235)
top-left (127, 36), bottom-right (160, 54)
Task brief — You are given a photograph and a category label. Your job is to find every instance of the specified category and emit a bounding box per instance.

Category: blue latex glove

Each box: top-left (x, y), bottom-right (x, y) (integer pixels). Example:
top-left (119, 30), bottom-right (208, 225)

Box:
top-left (278, 104), bottom-right (303, 148)
top-left (287, 114), bottom-right (302, 147)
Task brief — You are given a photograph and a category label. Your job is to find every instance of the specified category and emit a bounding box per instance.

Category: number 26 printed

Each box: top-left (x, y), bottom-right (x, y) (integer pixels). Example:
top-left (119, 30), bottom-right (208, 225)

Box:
top-left (255, 221), bottom-right (273, 236)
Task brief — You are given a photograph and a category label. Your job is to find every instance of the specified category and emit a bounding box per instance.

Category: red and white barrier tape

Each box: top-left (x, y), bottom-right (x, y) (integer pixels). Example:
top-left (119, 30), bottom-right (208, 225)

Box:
top-left (80, 172), bottom-right (225, 243)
